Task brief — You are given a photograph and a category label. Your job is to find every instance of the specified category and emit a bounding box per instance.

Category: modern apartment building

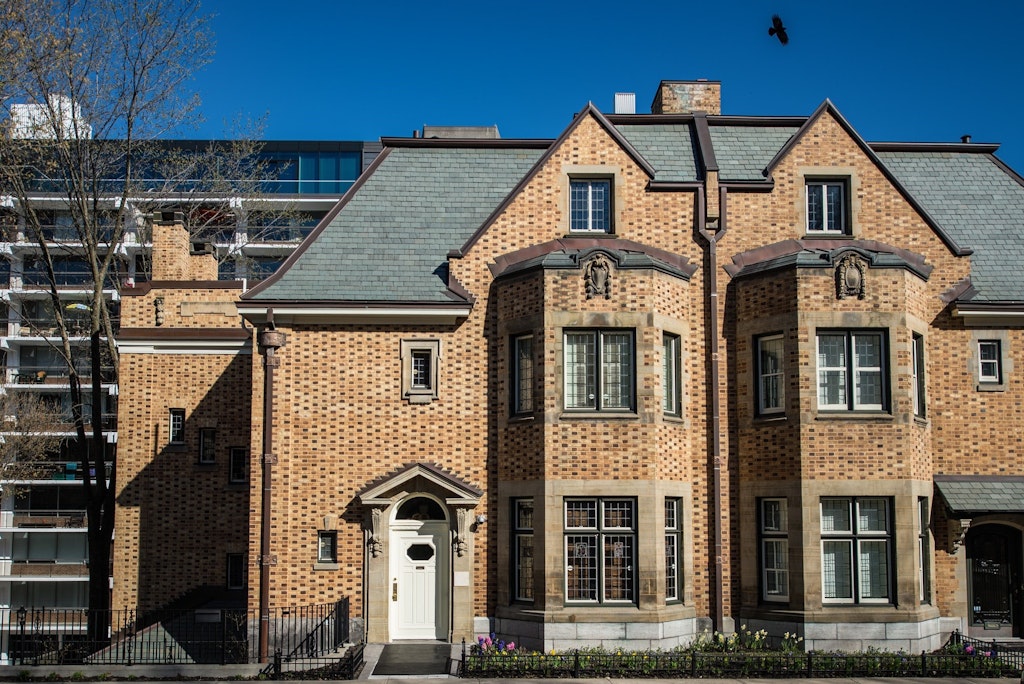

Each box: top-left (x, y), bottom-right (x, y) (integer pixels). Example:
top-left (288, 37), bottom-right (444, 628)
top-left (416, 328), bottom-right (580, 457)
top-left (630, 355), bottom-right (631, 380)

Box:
top-left (0, 138), bottom-right (379, 661)
top-left (114, 79), bottom-right (1024, 655)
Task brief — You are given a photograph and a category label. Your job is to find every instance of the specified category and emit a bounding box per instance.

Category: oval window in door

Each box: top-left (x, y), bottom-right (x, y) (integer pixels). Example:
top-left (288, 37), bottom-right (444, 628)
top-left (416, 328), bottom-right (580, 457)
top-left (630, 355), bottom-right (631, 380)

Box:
top-left (407, 544), bottom-right (435, 561)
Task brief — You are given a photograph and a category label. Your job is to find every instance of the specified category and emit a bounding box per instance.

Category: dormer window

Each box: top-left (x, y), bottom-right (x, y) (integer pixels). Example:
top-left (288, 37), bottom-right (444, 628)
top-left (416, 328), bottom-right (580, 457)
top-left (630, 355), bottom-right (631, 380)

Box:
top-left (806, 180), bottom-right (848, 234)
top-left (570, 179), bottom-right (611, 233)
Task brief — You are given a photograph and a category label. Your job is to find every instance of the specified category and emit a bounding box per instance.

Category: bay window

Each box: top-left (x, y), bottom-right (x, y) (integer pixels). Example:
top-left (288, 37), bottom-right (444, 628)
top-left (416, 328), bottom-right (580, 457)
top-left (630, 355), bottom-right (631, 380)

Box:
top-left (565, 498), bottom-right (635, 603)
top-left (564, 329), bottom-right (634, 412)
top-left (817, 330), bottom-right (886, 411)
top-left (821, 497), bottom-right (892, 603)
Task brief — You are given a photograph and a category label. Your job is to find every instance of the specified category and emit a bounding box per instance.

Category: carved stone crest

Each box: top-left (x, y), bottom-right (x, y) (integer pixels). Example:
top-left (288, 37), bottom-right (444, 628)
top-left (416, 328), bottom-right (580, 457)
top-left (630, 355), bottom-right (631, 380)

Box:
top-left (368, 506), bottom-right (384, 558)
top-left (836, 253), bottom-right (867, 300)
top-left (584, 254), bottom-right (612, 300)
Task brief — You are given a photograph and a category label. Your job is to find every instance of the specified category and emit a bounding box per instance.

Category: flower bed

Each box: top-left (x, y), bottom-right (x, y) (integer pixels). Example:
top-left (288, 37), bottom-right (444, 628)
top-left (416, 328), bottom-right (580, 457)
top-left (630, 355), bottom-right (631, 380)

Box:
top-left (460, 631), bottom-right (1019, 679)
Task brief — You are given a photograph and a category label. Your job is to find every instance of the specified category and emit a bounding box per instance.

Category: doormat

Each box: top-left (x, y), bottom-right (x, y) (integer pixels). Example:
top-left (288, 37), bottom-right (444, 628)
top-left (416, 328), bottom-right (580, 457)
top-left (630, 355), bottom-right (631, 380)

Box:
top-left (373, 643), bottom-right (451, 676)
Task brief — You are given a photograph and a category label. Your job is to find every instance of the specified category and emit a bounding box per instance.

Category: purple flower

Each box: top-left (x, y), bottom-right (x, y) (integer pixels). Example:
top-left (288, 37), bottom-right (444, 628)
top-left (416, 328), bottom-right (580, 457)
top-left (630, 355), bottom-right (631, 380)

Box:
top-left (965, 645), bottom-right (975, 655)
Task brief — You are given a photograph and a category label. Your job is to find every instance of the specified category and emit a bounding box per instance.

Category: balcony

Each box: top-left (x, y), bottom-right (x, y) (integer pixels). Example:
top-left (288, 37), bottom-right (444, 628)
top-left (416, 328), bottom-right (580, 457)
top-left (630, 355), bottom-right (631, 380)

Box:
top-left (6, 365), bottom-right (117, 386)
top-left (15, 317), bottom-right (93, 338)
top-left (11, 512), bottom-right (87, 529)
top-left (8, 563), bottom-right (88, 578)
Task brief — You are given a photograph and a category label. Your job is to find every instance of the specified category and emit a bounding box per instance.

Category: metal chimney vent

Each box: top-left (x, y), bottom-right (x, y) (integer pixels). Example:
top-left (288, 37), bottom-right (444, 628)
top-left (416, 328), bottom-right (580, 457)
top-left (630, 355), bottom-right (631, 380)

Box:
top-left (614, 92), bottom-right (636, 114)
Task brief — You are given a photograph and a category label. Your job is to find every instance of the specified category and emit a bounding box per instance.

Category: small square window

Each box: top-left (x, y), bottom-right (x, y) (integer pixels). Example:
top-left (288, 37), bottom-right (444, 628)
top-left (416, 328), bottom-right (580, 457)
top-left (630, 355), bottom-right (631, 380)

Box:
top-left (229, 447), bottom-right (247, 483)
top-left (199, 428), bottom-right (216, 464)
top-left (569, 179), bottom-right (612, 233)
top-left (806, 180), bottom-right (848, 234)
top-left (400, 339), bottom-right (441, 404)
top-left (978, 340), bottom-right (1002, 383)
top-left (226, 553), bottom-right (245, 590)
top-left (169, 408), bottom-right (185, 445)
top-left (318, 531), bottom-right (337, 563)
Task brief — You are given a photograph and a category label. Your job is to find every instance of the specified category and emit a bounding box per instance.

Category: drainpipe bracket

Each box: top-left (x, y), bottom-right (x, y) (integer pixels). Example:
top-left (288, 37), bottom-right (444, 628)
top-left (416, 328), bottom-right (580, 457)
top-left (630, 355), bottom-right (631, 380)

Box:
top-left (262, 452), bottom-right (278, 465)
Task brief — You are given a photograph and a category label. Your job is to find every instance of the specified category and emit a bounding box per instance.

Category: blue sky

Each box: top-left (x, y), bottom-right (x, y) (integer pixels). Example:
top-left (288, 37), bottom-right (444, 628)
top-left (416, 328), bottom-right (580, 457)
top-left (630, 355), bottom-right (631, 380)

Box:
top-left (194, 0), bottom-right (1024, 172)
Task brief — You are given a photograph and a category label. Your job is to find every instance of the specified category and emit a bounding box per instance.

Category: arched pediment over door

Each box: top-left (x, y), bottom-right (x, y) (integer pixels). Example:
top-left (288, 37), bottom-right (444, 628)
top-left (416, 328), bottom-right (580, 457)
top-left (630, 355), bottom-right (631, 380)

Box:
top-left (357, 462), bottom-right (484, 642)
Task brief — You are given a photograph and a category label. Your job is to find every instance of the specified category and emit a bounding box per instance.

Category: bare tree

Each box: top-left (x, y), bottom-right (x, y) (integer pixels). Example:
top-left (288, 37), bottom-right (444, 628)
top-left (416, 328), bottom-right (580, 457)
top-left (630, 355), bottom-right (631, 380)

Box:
top-left (0, 0), bottom-right (213, 640)
top-left (0, 391), bottom-right (67, 487)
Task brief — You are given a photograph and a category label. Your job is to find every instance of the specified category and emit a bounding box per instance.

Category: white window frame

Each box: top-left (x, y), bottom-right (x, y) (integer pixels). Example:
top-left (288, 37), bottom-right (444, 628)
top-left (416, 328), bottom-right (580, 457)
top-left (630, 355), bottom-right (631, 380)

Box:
top-left (820, 497), bottom-right (892, 604)
top-left (912, 333), bottom-right (926, 418)
top-left (512, 334), bottom-right (534, 415)
top-left (816, 330), bottom-right (886, 411)
top-left (400, 339), bottom-right (441, 404)
top-left (918, 497), bottom-right (931, 604)
top-left (978, 340), bottom-right (1002, 383)
top-left (662, 333), bottom-right (681, 416)
top-left (169, 408), bottom-right (185, 445)
top-left (569, 178), bottom-right (612, 233)
top-left (757, 334), bottom-right (785, 415)
top-left (805, 180), bottom-right (847, 234)
top-left (563, 329), bottom-right (635, 412)
top-left (564, 498), bottom-right (636, 604)
top-left (759, 498), bottom-right (789, 602)
top-left (665, 498), bottom-right (681, 602)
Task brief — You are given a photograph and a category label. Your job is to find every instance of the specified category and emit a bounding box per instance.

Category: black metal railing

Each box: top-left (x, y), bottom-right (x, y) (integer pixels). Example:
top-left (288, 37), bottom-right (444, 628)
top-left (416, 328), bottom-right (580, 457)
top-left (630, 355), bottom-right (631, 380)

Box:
top-left (950, 628), bottom-right (1024, 669)
top-left (459, 637), bottom-right (1021, 679)
top-left (262, 598), bottom-right (357, 678)
top-left (6, 599), bottom-right (354, 671)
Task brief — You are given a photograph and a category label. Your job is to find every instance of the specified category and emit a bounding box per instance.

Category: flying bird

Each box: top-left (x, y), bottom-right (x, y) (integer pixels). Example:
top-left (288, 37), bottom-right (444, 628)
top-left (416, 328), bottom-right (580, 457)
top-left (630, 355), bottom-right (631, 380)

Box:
top-left (769, 14), bottom-right (789, 45)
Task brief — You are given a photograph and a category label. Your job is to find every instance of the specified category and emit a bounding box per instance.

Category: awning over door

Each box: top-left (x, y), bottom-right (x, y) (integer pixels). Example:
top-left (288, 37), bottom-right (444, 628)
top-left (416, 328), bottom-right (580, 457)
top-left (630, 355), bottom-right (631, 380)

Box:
top-left (934, 475), bottom-right (1024, 516)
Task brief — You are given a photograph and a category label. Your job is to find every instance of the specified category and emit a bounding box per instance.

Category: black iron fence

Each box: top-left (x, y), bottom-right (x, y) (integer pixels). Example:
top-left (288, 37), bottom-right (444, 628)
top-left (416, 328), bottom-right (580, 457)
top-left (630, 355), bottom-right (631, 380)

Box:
top-left (6, 598), bottom-right (354, 672)
top-left (459, 637), bottom-right (1021, 679)
top-left (950, 629), bottom-right (1024, 670)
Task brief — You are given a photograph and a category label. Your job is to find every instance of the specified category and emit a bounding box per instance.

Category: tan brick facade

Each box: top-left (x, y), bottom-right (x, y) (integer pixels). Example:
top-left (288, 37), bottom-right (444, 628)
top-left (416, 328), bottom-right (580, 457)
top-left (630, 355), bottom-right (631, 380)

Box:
top-left (114, 86), bottom-right (1024, 653)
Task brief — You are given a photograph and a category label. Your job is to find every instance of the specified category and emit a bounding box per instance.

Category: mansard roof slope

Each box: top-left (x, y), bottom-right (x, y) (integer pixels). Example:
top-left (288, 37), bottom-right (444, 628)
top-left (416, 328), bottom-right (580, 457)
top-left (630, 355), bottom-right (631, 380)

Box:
top-left (243, 141), bottom-right (545, 304)
top-left (242, 94), bottom-right (1024, 307)
top-left (875, 146), bottom-right (1024, 302)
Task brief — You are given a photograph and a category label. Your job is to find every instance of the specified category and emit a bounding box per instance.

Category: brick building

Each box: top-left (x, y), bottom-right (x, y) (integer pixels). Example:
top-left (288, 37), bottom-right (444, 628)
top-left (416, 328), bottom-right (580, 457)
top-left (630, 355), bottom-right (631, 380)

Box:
top-left (114, 80), bottom-right (1024, 654)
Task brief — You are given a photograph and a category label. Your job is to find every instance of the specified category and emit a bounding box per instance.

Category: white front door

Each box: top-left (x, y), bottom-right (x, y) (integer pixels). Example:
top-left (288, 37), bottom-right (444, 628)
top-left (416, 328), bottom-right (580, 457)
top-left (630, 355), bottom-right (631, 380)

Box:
top-left (389, 522), bottom-right (448, 640)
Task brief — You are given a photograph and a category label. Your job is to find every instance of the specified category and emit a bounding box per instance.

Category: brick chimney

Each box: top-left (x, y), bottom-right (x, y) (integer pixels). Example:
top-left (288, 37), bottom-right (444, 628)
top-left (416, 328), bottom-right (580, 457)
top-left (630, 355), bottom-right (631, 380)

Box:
top-left (652, 80), bottom-right (721, 115)
top-left (150, 211), bottom-right (218, 281)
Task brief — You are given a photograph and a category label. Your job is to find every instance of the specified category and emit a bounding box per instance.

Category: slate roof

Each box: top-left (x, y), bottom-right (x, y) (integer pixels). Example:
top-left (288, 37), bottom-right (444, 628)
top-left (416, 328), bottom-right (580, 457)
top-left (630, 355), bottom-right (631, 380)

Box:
top-left (244, 107), bottom-right (1024, 307)
top-left (876, 150), bottom-right (1024, 302)
top-left (709, 125), bottom-right (799, 180)
top-left (934, 475), bottom-right (1024, 515)
top-left (614, 124), bottom-right (700, 182)
top-left (245, 145), bottom-right (543, 303)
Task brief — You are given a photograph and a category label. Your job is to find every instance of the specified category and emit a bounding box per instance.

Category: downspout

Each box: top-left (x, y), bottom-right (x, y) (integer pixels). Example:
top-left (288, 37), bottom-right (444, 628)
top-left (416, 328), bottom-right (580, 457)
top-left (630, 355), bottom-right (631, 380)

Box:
top-left (697, 186), bottom-right (728, 631)
top-left (258, 311), bottom-right (286, 662)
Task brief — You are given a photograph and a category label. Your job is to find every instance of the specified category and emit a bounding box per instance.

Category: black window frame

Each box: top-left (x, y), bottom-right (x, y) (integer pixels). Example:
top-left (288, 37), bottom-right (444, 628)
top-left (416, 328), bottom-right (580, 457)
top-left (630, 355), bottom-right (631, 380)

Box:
top-left (512, 498), bottom-right (534, 602)
top-left (756, 333), bottom-right (785, 416)
top-left (820, 496), bottom-right (894, 605)
top-left (758, 497), bottom-right (790, 603)
top-left (229, 447), bottom-right (247, 483)
top-left (662, 333), bottom-right (681, 417)
top-left (564, 497), bottom-right (637, 605)
top-left (805, 178), bottom-right (849, 235)
top-left (511, 334), bottom-right (534, 416)
top-left (199, 427), bottom-right (216, 464)
top-left (563, 329), bottom-right (636, 413)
